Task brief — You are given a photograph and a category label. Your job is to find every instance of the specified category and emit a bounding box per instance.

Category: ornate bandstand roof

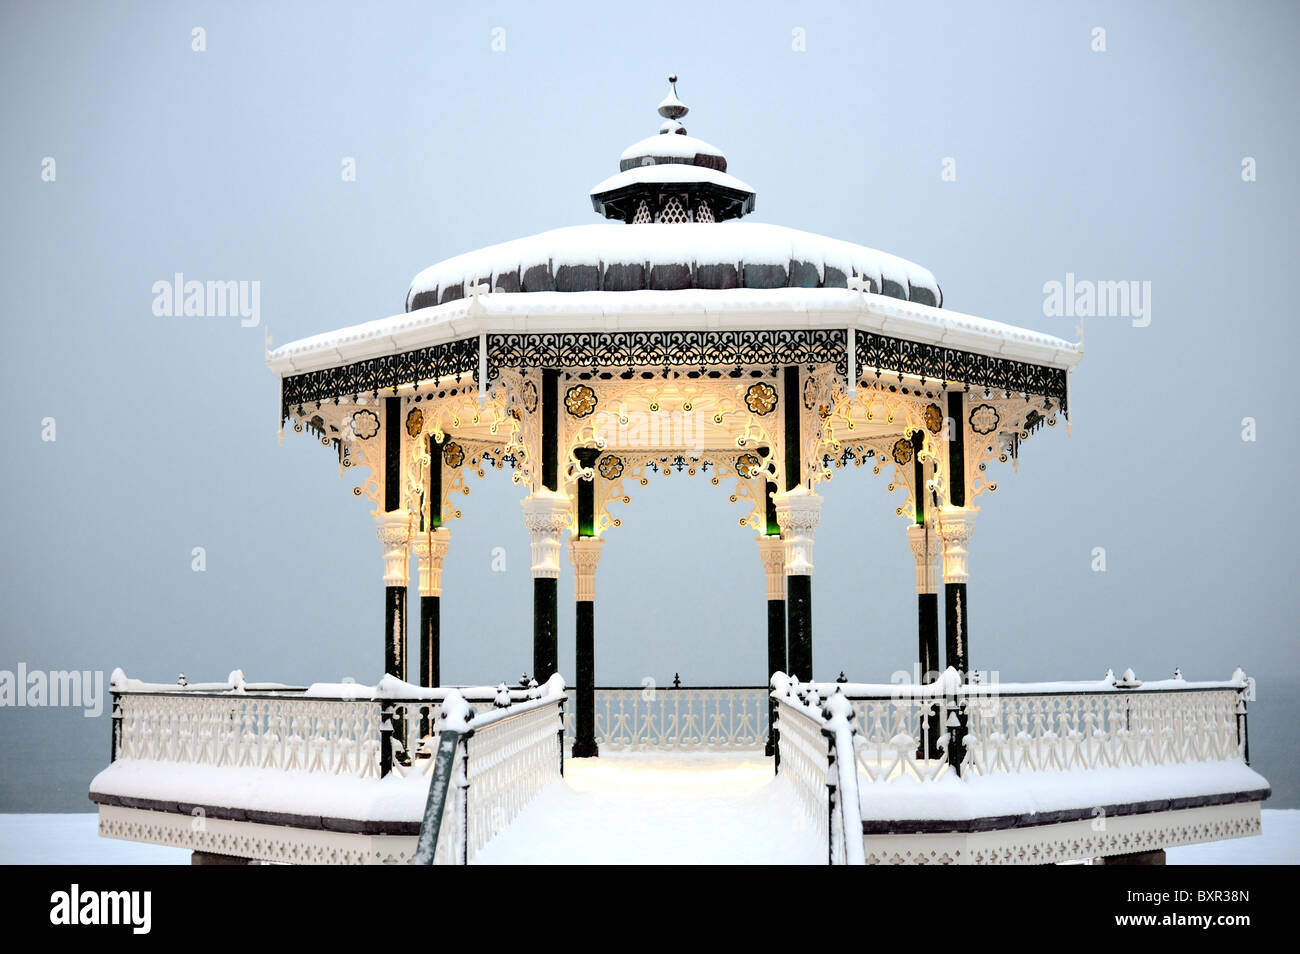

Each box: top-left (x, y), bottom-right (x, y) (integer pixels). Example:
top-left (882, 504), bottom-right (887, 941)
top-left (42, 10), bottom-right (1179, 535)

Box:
top-left (268, 76), bottom-right (1081, 422)
top-left (404, 76), bottom-right (939, 311)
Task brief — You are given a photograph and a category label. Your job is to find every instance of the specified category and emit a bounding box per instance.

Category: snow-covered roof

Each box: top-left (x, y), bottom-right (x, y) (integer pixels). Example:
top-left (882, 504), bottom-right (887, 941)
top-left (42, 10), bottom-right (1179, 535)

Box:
top-left (589, 163), bottom-right (753, 198)
top-left (268, 286), bottom-right (1082, 378)
top-left (619, 132), bottom-right (726, 167)
top-left (405, 222), bottom-right (940, 312)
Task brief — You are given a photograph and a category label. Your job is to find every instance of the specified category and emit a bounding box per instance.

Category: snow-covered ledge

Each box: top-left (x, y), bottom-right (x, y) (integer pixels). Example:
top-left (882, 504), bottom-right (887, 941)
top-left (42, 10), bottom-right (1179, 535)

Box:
top-left (266, 288), bottom-right (1083, 379)
top-left (91, 671), bottom-right (566, 865)
top-left (771, 669), bottom-right (1269, 865)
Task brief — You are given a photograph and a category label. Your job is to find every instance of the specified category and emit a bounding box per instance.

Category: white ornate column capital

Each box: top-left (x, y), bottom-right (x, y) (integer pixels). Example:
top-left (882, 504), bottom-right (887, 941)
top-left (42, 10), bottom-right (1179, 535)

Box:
top-left (569, 537), bottom-right (604, 602)
top-left (756, 536), bottom-right (787, 600)
top-left (521, 489), bottom-right (571, 580)
top-left (412, 527), bottom-right (452, 598)
top-left (373, 510), bottom-right (413, 587)
top-left (773, 486), bottom-right (822, 577)
top-left (906, 523), bottom-right (940, 595)
top-left (937, 508), bottom-right (977, 584)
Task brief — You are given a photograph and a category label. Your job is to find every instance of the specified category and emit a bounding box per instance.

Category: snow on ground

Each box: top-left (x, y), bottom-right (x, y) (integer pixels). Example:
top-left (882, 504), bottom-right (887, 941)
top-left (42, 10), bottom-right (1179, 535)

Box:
top-left (2, 753), bottom-right (1295, 865)
top-left (471, 751), bottom-right (824, 865)
top-left (857, 760), bottom-right (1270, 820)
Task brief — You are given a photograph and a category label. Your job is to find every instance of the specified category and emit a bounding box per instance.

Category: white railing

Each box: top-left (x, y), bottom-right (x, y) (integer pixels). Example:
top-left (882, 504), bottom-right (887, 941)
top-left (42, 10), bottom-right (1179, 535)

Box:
top-left (115, 693), bottom-right (390, 777)
top-left (775, 669), bottom-right (1256, 865)
top-left (110, 670), bottom-right (539, 780)
top-left (851, 690), bottom-right (954, 785)
top-left (772, 689), bottom-right (831, 847)
top-left (563, 686), bottom-right (768, 750)
top-left (771, 675), bottom-right (864, 865)
top-left (463, 696), bottom-right (566, 858)
top-left (962, 687), bottom-right (1243, 775)
top-left (416, 676), bottom-right (567, 865)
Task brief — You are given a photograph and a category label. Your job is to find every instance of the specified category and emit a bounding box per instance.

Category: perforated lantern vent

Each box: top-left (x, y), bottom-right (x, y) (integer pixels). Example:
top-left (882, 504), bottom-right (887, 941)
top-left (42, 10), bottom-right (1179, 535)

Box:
top-left (696, 199), bottom-right (714, 223)
top-left (657, 197), bottom-right (690, 223)
top-left (632, 200), bottom-right (653, 224)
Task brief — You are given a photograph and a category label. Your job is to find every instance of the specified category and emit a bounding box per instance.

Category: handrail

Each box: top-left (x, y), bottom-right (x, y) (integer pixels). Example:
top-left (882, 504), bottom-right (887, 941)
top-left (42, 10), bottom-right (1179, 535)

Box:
top-left (413, 730), bottom-right (464, 865)
top-left (771, 669), bottom-right (1253, 865)
top-left (414, 676), bottom-right (568, 865)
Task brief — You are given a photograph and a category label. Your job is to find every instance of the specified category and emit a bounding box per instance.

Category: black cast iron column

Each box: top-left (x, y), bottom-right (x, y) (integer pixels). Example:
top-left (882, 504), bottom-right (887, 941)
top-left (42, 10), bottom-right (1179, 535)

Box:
top-left (941, 391), bottom-right (973, 680)
top-left (758, 529), bottom-right (786, 756)
top-left (381, 396), bottom-right (408, 681)
top-left (532, 369), bottom-right (561, 682)
top-left (419, 434), bottom-right (445, 690)
top-left (908, 523), bottom-right (941, 683)
top-left (571, 447), bottom-right (601, 758)
top-left (779, 367), bottom-right (816, 681)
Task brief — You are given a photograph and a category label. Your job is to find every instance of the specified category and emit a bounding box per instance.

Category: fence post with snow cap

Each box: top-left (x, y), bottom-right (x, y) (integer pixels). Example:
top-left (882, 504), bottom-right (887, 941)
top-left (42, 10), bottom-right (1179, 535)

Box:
top-left (938, 667), bottom-right (966, 776)
top-left (822, 688), bottom-right (864, 865)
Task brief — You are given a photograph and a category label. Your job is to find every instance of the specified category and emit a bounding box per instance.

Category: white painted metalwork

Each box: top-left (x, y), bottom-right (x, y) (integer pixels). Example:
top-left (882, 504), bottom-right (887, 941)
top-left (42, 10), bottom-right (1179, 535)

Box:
top-left (115, 693), bottom-right (390, 778)
top-left (562, 687), bottom-right (768, 750)
top-left (961, 687), bottom-right (1243, 776)
top-left (112, 685), bottom-right (526, 780)
top-left (779, 671), bottom-right (1259, 866)
top-left (772, 696), bottom-right (830, 845)
top-left (851, 696), bottom-right (952, 784)
top-left (462, 698), bottom-right (565, 860)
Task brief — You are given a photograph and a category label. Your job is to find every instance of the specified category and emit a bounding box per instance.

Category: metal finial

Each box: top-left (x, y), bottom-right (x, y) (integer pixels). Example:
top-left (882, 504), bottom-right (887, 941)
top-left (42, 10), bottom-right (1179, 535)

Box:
top-left (658, 75), bottom-right (688, 122)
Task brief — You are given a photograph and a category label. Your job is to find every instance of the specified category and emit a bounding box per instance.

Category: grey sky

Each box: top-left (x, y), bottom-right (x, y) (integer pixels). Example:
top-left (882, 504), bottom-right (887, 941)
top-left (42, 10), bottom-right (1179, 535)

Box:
top-left (2, 2), bottom-right (1297, 807)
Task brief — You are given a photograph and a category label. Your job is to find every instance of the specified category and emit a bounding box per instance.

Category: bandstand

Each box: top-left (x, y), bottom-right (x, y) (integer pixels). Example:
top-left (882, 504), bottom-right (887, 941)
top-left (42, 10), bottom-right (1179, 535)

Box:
top-left (88, 79), bottom-right (1267, 866)
top-left (266, 76), bottom-right (1076, 758)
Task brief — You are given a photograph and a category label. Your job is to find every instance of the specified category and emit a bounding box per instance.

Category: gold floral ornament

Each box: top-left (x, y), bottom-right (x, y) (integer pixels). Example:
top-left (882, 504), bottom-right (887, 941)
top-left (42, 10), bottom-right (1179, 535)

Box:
top-left (970, 403), bottom-right (1000, 435)
top-left (735, 453), bottom-right (763, 479)
top-left (745, 382), bottom-right (778, 416)
top-left (892, 437), bottom-right (914, 465)
top-left (405, 407), bottom-right (424, 438)
top-left (442, 441), bottom-right (465, 468)
top-left (565, 384), bottom-right (597, 418)
top-left (350, 409), bottom-right (380, 440)
top-left (522, 380), bottom-right (539, 413)
top-left (598, 455), bottom-right (624, 480)
top-left (923, 403), bottom-right (944, 434)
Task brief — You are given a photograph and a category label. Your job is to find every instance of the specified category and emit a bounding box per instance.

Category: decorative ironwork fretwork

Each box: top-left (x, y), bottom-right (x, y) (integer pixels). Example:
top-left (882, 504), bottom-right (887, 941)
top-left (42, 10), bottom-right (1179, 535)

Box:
top-left (281, 336), bottom-right (480, 420)
top-left (280, 327), bottom-right (1069, 423)
top-left (855, 330), bottom-right (1069, 415)
top-left (486, 329), bottom-right (849, 380)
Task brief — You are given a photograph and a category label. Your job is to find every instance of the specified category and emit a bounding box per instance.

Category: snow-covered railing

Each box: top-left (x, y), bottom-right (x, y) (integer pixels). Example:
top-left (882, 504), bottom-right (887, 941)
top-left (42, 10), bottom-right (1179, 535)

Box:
top-left (802, 667), bottom-right (1256, 782)
top-left (108, 668), bottom-right (537, 780)
top-left (415, 675), bottom-right (567, 865)
top-left (770, 673), bottom-right (863, 865)
top-left (562, 685), bottom-right (768, 750)
top-left (774, 668), bottom-right (1255, 865)
top-left (960, 674), bottom-right (1251, 776)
